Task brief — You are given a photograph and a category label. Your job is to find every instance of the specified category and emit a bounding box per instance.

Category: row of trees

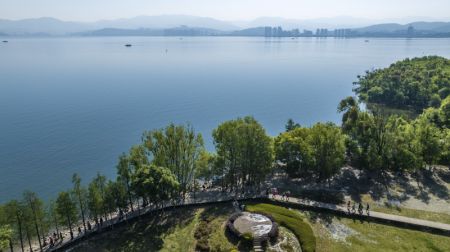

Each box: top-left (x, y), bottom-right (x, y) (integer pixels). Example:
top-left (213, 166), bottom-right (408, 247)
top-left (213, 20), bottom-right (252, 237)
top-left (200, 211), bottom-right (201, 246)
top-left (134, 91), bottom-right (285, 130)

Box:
top-left (338, 96), bottom-right (449, 174)
top-left (354, 56), bottom-right (450, 110)
top-left (0, 119), bottom-right (275, 251)
top-left (1, 103), bottom-right (448, 250)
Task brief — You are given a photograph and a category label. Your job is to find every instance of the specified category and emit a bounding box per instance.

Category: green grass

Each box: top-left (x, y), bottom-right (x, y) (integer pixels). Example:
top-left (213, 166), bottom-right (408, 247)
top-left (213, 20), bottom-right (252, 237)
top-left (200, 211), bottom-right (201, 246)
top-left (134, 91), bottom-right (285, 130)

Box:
top-left (308, 212), bottom-right (450, 252)
top-left (159, 210), bottom-right (198, 252)
top-left (201, 206), bottom-right (238, 252)
top-left (246, 203), bottom-right (317, 252)
top-left (70, 207), bottom-right (199, 252)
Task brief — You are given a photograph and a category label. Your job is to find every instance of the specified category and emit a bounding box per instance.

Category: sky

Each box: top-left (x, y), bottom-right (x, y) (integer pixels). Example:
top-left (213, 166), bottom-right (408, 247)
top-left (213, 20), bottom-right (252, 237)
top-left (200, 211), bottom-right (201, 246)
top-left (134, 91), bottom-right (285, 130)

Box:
top-left (1, 0), bottom-right (450, 22)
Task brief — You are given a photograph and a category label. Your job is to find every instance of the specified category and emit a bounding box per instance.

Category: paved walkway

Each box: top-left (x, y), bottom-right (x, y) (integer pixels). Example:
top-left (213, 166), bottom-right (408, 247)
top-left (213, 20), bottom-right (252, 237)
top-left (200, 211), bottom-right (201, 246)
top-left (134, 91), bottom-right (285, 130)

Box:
top-left (269, 194), bottom-right (450, 235)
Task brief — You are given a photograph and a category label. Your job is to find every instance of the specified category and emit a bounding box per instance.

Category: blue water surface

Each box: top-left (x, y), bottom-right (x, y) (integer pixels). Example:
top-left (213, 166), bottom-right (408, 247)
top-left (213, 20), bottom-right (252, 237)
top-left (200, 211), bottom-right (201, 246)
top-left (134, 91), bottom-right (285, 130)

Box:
top-left (1, 37), bottom-right (449, 202)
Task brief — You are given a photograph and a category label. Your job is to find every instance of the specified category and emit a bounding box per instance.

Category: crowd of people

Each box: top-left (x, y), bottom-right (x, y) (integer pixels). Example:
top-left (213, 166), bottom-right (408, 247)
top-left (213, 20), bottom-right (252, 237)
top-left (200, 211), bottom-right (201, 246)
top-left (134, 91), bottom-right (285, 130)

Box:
top-left (267, 187), bottom-right (291, 201)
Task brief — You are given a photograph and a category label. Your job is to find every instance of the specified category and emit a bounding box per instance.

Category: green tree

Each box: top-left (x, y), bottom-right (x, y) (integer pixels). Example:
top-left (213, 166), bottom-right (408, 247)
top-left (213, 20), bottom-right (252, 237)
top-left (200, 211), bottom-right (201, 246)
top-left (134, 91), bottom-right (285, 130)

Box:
top-left (23, 191), bottom-right (45, 251)
top-left (104, 180), bottom-right (127, 215)
top-left (309, 123), bottom-right (346, 184)
top-left (131, 164), bottom-right (180, 207)
top-left (56, 191), bottom-right (77, 239)
top-left (285, 118), bottom-right (300, 132)
top-left (72, 173), bottom-right (88, 232)
top-left (92, 173), bottom-right (108, 220)
top-left (143, 124), bottom-right (204, 198)
top-left (440, 129), bottom-right (450, 165)
top-left (47, 200), bottom-right (60, 237)
top-left (275, 127), bottom-right (314, 178)
top-left (213, 116), bottom-right (273, 190)
top-left (414, 116), bottom-right (443, 169)
top-left (87, 173), bottom-right (108, 221)
top-left (195, 151), bottom-right (216, 182)
top-left (354, 56), bottom-right (450, 111)
top-left (2, 201), bottom-right (25, 251)
top-left (0, 225), bottom-right (13, 252)
top-left (116, 153), bottom-right (134, 211)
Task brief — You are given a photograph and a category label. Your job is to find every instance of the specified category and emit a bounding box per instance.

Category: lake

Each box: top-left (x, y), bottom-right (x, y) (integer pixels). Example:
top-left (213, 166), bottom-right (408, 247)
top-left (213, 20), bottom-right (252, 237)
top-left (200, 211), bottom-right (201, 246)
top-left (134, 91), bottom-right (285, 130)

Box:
top-left (1, 37), bottom-right (449, 202)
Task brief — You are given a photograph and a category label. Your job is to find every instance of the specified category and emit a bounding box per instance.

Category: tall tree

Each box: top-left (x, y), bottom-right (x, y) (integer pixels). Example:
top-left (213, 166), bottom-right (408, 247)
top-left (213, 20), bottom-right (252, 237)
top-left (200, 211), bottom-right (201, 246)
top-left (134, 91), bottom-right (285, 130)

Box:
top-left (3, 201), bottom-right (24, 252)
top-left (23, 191), bottom-right (44, 251)
top-left (0, 225), bottom-right (13, 252)
top-left (414, 117), bottom-right (443, 169)
top-left (308, 123), bottom-right (347, 184)
top-left (72, 173), bottom-right (87, 232)
top-left (131, 164), bottom-right (180, 207)
top-left (275, 127), bottom-right (314, 178)
top-left (116, 153), bottom-right (134, 211)
top-left (87, 181), bottom-right (102, 222)
top-left (55, 191), bottom-right (77, 240)
top-left (47, 200), bottom-right (60, 237)
top-left (92, 173), bottom-right (108, 220)
top-left (213, 116), bottom-right (273, 190)
top-left (285, 118), bottom-right (300, 132)
top-left (143, 124), bottom-right (204, 197)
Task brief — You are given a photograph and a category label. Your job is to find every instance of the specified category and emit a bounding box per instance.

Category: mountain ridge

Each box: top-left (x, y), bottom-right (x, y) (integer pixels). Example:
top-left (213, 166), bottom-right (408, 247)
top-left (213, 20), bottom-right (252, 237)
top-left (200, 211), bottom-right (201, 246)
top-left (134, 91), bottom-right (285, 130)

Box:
top-left (1, 15), bottom-right (450, 36)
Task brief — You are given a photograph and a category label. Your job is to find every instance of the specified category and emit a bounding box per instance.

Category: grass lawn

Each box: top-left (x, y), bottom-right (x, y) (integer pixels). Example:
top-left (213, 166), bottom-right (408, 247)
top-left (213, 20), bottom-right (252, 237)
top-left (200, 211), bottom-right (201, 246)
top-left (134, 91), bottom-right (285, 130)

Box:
top-left (71, 207), bottom-right (199, 252)
top-left (201, 206), bottom-right (239, 251)
top-left (70, 202), bottom-right (450, 252)
top-left (71, 204), bottom-right (240, 252)
top-left (307, 211), bottom-right (450, 252)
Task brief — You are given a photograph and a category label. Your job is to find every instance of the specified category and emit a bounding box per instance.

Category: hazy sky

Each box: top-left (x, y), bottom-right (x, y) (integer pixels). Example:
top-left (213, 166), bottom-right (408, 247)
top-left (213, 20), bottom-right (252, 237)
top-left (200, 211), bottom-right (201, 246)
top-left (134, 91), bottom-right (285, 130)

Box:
top-left (1, 0), bottom-right (450, 21)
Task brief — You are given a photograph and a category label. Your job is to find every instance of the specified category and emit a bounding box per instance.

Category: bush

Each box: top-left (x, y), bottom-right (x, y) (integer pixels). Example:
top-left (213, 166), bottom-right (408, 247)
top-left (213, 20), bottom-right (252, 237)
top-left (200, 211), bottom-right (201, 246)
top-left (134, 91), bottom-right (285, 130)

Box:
top-left (194, 221), bottom-right (211, 240)
top-left (194, 220), bottom-right (212, 251)
top-left (195, 237), bottom-right (210, 252)
top-left (246, 203), bottom-right (316, 252)
top-left (241, 232), bottom-right (253, 242)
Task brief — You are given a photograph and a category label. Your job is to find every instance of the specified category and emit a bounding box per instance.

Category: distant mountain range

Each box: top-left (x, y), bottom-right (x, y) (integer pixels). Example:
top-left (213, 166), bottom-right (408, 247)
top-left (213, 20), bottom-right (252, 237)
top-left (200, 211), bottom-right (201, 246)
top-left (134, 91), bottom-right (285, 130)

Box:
top-left (355, 22), bottom-right (450, 33)
top-left (0, 15), bottom-right (450, 37)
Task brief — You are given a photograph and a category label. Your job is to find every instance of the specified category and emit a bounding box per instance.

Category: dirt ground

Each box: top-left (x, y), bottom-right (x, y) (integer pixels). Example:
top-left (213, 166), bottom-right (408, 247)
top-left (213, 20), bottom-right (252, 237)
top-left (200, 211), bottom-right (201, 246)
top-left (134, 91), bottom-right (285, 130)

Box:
top-left (268, 166), bottom-right (450, 214)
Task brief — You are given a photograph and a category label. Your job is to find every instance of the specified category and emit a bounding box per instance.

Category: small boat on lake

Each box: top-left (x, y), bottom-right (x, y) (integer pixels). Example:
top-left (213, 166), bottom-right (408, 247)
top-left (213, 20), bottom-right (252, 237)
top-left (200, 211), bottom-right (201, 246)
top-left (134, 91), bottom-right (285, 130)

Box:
top-left (125, 44), bottom-right (132, 47)
top-left (365, 40), bottom-right (370, 43)
top-left (2, 40), bottom-right (8, 43)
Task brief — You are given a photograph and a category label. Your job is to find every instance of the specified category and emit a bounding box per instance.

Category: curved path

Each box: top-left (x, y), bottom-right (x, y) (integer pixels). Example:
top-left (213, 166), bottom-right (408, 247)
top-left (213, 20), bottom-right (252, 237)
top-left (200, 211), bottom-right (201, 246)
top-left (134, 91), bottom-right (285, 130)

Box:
top-left (269, 194), bottom-right (450, 236)
top-left (43, 191), bottom-right (450, 252)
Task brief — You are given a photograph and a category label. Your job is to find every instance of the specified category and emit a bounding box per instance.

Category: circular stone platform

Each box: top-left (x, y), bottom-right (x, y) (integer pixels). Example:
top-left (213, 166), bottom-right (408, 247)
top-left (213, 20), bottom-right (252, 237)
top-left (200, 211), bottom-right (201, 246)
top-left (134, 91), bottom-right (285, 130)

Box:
top-left (233, 212), bottom-right (273, 237)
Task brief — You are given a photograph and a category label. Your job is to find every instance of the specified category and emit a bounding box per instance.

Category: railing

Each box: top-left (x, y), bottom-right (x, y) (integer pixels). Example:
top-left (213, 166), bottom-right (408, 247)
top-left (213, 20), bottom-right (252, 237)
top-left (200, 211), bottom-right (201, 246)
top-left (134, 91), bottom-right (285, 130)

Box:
top-left (48, 190), bottom-right (266, 252)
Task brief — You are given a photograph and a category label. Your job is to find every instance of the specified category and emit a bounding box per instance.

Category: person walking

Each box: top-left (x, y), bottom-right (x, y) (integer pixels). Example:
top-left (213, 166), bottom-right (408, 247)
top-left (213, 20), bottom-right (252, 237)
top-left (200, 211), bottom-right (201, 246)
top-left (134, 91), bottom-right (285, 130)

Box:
top-left (366, 203), bottom-right (370, 216)
top-left (352, 203), bottom-right (356, 214)
top-left (358, 203), bottom-right (363, 215)
top-left (347, 201), bottom-right (351, 214)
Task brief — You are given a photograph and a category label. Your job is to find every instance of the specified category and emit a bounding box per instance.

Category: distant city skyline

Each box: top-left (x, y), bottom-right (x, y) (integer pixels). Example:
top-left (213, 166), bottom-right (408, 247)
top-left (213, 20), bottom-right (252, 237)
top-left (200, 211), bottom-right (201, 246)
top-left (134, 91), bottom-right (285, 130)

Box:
top-left (1, 0), bottom-right (450, 22)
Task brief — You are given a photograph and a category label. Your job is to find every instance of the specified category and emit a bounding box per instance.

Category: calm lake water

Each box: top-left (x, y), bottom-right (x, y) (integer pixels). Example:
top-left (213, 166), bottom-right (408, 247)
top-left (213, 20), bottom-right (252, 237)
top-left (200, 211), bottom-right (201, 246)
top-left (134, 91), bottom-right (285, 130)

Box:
top-left (1, 37), bottom-right (450, 202)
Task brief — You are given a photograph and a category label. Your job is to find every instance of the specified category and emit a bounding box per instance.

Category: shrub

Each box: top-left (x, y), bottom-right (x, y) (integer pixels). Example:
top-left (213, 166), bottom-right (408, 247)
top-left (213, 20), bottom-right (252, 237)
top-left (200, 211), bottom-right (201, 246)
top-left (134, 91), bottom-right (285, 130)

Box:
top-left (194, 221), bottom-right (211, 240)
top-left (194, 219), bottom-right (212, 251)
top-left (195, 237), bottom-right (210, 252)
top-left (268, 222), bottom-right (279, 239)
top-left (241, 232), bottom-right (253, 242)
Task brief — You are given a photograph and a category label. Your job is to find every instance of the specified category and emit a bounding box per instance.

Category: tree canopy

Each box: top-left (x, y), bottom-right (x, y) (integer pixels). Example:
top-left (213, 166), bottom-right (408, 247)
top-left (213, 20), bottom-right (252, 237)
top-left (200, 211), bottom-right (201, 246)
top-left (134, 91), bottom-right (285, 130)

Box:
top-left (275, 122), bottom-right (346, 182)
top-left (143, 124), bottom-right (203, 196)
top-left (354, 56), bottom-right (450, 111)
top-left (213, 116), bottom-right (274, 190)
